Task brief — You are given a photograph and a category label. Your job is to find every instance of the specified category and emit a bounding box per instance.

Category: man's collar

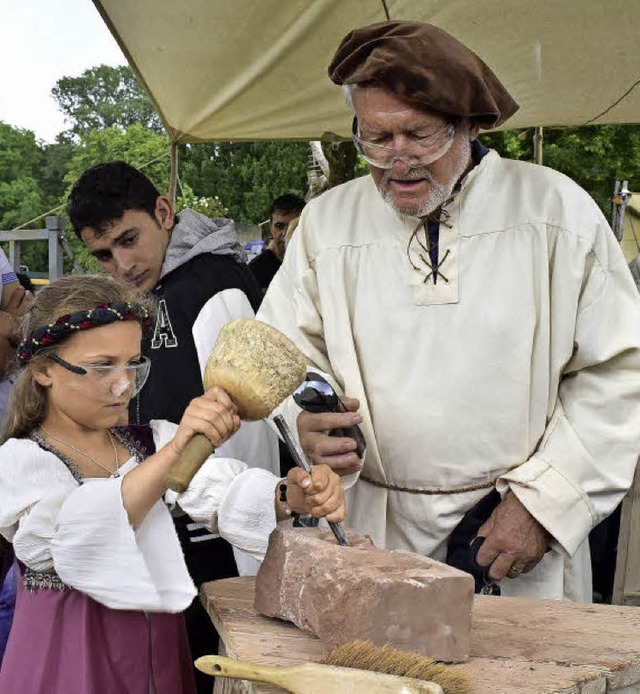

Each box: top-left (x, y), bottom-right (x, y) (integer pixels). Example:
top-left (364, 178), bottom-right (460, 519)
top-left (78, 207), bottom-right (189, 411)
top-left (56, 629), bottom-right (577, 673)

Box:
top-left (472, 138), bottom-right (490, 164)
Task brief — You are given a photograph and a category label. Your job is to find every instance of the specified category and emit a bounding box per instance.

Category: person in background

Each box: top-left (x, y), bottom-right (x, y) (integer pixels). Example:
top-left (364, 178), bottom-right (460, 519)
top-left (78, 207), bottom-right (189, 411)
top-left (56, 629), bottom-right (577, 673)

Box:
top-left (67, 162), bottom-right (279, 693)
top-left (0, 270), bottom-right (35, 426)
top-left (0, 262), bottom-right (34, 664)
top-left (0, 257), bottom-right (32, 381)
top-left (249, 194), bottom-right (306, 294)
top-left (258, 20), bottom-right (640, 601)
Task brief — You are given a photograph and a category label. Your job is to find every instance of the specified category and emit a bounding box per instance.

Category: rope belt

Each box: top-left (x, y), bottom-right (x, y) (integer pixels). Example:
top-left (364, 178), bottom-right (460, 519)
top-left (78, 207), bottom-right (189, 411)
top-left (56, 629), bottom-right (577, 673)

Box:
top-left (359, 473), bottom-right (496, 495)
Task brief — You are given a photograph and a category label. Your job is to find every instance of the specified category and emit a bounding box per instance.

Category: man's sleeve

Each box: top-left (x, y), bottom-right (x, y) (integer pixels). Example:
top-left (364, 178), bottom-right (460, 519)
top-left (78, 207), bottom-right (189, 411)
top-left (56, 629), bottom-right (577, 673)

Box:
top-left (258, 220), bottom-right (335, 378)
top-left (498, 224), bottom-right (640, 558)
top-left (257, 216), bottom-right (361, 491)
top-left (0, 249), bottom-right (18, 306)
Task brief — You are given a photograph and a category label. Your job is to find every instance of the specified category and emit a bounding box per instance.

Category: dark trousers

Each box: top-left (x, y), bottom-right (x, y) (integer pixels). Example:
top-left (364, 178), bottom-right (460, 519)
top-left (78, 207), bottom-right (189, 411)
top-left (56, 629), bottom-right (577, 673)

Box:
top-left (589, 503), bottom-right (622, 603)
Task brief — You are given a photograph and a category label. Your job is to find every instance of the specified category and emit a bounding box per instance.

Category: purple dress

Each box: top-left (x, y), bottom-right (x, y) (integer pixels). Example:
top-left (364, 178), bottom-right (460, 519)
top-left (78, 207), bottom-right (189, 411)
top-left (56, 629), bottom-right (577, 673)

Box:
top-left (0, 566), bottom-right (196, 693)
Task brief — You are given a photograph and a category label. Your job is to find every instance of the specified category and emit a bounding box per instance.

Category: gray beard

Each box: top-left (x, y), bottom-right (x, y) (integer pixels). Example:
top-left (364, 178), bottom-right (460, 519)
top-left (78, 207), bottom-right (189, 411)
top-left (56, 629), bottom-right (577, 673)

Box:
top-left (379, 138), bottom-right (472, 217)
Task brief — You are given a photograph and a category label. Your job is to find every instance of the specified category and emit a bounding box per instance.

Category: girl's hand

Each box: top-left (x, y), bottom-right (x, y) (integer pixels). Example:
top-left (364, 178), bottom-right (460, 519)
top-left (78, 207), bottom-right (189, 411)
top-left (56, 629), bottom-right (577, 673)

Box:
top-left (170, 386), bottom-right (240, 456)
top-left (281, 464), bottom-right (346, 522)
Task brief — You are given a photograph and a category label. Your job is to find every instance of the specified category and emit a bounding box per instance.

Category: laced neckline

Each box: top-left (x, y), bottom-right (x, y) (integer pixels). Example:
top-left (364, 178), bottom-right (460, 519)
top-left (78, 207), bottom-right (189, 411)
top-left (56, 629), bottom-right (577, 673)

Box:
top-left (30, 427), bottom-right (144, 484)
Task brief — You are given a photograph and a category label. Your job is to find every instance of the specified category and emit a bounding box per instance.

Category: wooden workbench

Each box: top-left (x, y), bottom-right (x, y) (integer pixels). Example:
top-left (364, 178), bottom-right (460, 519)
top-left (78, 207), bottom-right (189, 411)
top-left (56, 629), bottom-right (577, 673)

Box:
top-left (200, 577), bottom-right (640, 694)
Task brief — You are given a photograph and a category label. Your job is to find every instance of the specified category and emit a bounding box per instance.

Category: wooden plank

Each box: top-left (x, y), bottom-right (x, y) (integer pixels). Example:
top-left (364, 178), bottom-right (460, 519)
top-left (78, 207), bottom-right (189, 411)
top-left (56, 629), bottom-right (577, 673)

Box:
top-left (203, 579), bottom-right (295, 694)
top-left (200, 579), bottom-right (637, 693)
top-left (450, 659), bottom-right (606, 694)
top-left (472, 595), bottom-right (640, 689)
top-left (213, 643), bottom-right (266, 694)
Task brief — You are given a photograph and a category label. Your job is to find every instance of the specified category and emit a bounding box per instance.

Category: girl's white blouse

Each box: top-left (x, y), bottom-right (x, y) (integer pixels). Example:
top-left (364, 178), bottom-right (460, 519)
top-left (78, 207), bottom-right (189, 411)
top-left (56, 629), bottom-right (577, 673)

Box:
top-left (0, 420), bottom-right (280, 612)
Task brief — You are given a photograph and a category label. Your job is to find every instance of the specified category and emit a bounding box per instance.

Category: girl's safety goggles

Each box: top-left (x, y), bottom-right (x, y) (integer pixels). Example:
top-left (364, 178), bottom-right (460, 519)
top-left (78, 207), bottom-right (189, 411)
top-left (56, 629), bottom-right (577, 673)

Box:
top-left (48, 354), bottom-right (151, 398)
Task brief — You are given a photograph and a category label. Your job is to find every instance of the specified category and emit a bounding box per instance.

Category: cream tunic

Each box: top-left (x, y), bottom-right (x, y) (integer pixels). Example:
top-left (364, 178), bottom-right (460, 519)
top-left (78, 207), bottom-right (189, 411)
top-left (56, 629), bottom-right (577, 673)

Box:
top-left (258, 150), bottom-right (640, 601)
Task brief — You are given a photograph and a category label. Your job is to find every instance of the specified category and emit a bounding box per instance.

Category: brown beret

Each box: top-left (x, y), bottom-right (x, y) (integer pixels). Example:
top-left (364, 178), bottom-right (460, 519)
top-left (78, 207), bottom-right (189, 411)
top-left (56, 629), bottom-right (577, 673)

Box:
top-left (328, 20), bottom-right (518, 128)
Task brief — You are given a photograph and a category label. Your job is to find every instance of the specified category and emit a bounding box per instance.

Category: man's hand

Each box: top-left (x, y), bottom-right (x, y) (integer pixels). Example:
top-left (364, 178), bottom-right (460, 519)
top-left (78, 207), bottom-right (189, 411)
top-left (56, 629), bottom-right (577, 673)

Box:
top-left (475, 491), bottom-right (551, 581)
top-left (297, 396), bottom-right (363, 476)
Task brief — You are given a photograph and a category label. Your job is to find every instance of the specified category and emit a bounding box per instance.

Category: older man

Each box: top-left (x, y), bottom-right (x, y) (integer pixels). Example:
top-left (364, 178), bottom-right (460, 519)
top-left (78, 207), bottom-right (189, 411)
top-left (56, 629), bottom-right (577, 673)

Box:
top-left (258, 21), bottom-right (640, 601)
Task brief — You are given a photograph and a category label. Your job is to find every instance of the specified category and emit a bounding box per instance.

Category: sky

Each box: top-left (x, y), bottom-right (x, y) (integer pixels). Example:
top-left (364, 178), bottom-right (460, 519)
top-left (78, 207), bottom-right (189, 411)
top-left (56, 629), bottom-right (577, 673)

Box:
top-left (0, 0), bottom-right (126, 143)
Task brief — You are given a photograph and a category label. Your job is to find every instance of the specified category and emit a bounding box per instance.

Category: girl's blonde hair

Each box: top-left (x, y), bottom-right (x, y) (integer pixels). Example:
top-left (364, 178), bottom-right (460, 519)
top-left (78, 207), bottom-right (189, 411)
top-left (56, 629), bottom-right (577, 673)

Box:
top-left (3, 275), bottom-right (154, 442)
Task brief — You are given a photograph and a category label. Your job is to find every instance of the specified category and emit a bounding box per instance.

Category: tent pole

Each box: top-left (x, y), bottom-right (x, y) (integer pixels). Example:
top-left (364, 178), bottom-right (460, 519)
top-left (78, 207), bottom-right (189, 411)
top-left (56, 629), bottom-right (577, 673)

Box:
top-left (169, 142), bottom-right (179, 207)
top-left (533, 127), bottom-right (544, 165)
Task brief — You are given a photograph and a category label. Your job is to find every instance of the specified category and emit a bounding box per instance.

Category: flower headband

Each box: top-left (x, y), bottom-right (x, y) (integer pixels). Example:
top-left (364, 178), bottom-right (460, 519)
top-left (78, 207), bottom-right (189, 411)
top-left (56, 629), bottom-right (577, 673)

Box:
top-left (16, 302), bottom-right (152, 366)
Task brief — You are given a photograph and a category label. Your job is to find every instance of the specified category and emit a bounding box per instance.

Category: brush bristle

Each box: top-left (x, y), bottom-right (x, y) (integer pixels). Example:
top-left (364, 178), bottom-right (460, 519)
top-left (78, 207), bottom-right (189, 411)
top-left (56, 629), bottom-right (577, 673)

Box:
top-left (321, 641), bottom-right (470, 694)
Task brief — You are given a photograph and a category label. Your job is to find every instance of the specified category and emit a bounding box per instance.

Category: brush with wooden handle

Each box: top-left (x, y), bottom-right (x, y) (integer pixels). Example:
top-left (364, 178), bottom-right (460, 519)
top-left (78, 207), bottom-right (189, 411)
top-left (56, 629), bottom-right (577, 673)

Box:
top-left (165, 318), bottom-right (306, 493)
top-left (195, 655), bottom-right (444, 694)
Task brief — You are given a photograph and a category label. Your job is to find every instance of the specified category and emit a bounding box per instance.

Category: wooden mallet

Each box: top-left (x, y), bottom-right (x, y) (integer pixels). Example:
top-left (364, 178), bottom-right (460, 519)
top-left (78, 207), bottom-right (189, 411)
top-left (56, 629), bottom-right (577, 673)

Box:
top-left (165, 318), bottom-right (306, 493)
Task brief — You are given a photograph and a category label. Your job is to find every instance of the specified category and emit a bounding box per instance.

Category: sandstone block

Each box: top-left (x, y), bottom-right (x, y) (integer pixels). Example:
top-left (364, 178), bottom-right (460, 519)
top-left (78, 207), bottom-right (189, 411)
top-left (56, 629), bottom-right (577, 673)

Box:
top-left (254, 527), bottom-right (473, 662)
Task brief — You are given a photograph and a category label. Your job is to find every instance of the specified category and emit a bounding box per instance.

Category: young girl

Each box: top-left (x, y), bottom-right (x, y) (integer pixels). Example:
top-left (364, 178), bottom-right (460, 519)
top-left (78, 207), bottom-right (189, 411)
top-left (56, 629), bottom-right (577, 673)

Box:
top-left (0, 275), bottom-right (345, 693)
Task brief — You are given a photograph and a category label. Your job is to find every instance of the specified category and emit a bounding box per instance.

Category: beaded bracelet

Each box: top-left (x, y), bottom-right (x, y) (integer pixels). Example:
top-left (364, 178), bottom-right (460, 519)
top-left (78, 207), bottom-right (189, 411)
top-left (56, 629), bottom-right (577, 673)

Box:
top-left (278, 481), bottom-right (299, 520)
top-left (278, 481), bottom-right (292, 516)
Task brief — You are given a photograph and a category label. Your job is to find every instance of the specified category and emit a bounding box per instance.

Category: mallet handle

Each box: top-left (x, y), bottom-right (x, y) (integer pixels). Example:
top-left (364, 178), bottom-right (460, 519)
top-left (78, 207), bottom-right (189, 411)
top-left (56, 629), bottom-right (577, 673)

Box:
top-left (165, 435), bottom-right (215, 493)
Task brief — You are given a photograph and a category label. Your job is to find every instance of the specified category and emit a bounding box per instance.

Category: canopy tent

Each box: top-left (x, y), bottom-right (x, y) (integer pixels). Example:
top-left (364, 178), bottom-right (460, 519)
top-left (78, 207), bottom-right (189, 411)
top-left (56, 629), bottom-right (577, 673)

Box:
top-left (93, 0), bottom-right (640, 144)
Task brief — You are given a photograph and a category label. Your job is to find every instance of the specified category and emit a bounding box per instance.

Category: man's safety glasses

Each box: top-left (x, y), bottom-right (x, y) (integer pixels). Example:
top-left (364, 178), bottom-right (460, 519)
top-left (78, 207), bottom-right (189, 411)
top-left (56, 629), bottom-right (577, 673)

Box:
top-left (352, 117), bottom-right (455, 170)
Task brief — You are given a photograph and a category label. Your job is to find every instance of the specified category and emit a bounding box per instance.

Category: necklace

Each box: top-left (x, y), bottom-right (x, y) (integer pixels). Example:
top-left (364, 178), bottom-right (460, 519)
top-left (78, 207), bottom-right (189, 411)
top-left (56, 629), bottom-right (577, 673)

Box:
top-left (39, 426), bottom-right (120, 478)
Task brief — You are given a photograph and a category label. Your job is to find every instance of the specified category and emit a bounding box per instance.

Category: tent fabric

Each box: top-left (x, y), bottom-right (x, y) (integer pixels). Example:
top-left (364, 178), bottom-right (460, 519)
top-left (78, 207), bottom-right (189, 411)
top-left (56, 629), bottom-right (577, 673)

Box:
top-left (93, 0), bottom-right (640, 143)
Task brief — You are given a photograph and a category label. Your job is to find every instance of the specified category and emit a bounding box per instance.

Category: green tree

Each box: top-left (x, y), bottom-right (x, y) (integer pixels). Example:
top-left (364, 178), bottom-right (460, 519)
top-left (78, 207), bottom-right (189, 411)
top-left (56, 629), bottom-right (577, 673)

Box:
top-left (544, 125), bottom-right (640, 215)
top-left (0, 122), bottom-right (43, 186)
top-left (52, 65), bottom-right (163, 137)
top-left (0, 122), bottom-right (51, 273)
top-left (324, 141), bottom-right (358, 188)
top-left (176, 183), bottom-right (228, 218)
top-left (40, 136), bottom-right (75, 203)
top-left (0, 177), bottom-right (44, 231)
top-left (64, 123), bottom-right (170, 190)
top-left (180, 141), bottom-right (309, 223)
top-left (481, 125), bottom-right (640, 217)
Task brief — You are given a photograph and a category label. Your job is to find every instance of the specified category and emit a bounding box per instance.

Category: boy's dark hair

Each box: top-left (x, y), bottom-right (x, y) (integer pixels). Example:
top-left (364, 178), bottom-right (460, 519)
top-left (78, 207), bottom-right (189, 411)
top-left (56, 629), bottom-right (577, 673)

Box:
top-left (268, 194), bottom-right (306, 220)
top-left (67, 161), bottom-right (161, 238)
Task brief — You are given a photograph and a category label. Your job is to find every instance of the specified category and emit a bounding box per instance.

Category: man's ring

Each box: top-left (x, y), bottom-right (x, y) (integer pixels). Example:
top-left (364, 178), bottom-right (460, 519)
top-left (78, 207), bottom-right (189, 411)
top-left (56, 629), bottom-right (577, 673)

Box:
top-left (507, 566), bottom-right (524, 578)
